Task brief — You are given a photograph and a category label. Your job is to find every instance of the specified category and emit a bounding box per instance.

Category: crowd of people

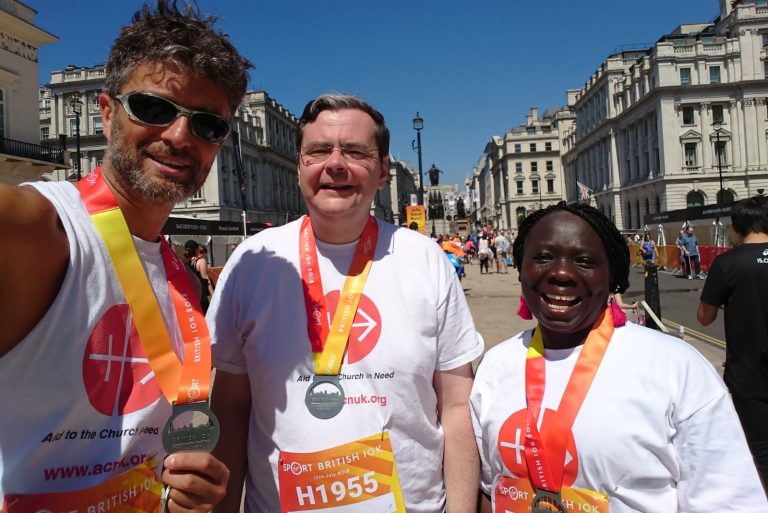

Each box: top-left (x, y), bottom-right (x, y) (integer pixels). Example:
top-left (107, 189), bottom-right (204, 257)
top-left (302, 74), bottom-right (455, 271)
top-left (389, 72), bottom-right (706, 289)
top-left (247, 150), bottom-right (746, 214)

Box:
top-left (1, 2), bottom-right (767, 512)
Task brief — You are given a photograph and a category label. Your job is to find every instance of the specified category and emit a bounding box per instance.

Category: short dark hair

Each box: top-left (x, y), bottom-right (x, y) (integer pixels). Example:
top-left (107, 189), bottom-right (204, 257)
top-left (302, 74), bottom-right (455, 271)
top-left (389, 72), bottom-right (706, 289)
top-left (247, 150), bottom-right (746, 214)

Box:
top-left (296, 93), bottom-right (390, 157)
top-left (105, 0), bottom-right (252, 114)
top-left (512, 202), bottom-right (630, 294)
top-left (731, 195), bottom-right (768, 236)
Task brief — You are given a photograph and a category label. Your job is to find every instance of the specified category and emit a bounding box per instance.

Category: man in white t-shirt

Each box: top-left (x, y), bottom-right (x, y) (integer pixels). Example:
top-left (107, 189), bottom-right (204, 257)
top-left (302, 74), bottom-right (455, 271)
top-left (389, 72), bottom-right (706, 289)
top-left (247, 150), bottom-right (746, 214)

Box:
top-left (209, 94), bottom-right (483, 513)
top-left (494, 232), bottom-right (510, 274)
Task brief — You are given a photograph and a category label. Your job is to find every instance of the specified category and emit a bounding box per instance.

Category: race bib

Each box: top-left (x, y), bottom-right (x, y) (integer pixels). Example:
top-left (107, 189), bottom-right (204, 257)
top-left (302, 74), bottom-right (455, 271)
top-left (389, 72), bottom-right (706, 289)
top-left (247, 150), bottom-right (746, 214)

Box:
top-left (3, 460), bottom-right (162, 513)
top-left (493, 475), bottom-right (608, 513)
top-left (278, 432), bottom-right (405, 513)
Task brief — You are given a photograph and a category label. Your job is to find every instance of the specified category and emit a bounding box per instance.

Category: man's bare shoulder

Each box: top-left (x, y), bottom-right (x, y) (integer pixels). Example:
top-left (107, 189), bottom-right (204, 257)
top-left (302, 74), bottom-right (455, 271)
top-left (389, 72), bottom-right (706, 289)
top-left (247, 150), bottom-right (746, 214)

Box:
top-left (0, 182), bottom-right (70, 357)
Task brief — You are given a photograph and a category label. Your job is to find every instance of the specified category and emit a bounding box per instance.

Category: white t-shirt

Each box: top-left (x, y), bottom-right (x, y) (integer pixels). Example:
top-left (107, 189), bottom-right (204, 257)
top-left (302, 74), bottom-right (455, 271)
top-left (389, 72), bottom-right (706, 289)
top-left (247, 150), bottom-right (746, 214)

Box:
top-left (493, 235), bottom-right (509, 252)
top-left (470, 322), bottom-right (768, 513)
top-left (0, 181), bottom-right (181, 500)
top-left (209, 217), bottom-right (483, 513)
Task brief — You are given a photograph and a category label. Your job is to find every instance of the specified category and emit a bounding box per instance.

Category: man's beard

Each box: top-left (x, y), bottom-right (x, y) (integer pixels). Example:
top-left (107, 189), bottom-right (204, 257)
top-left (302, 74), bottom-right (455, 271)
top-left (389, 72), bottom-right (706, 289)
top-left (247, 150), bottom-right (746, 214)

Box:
top-left (106, 116), bottom-right (206, 204)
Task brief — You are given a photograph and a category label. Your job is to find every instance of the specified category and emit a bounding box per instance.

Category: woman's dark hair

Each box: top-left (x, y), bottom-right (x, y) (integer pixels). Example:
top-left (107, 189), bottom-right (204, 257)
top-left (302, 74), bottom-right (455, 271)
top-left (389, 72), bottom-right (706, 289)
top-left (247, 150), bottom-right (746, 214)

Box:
top-left (184, 239), bottom-right (200, 262)
top-left (512, 201), bottom-right (630, 293)
top-left (731, 195), bottom-right (768, 237)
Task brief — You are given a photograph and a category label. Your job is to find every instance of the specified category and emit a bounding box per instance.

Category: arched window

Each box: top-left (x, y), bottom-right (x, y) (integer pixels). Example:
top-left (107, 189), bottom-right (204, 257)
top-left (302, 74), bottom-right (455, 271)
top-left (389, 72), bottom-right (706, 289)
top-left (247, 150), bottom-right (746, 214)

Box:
top-left (717, 189), bottom-right (735, 205)
top-left (636, 199), bottom-right (641, 228)
top-left (686, 190), bottom-right (704, 207)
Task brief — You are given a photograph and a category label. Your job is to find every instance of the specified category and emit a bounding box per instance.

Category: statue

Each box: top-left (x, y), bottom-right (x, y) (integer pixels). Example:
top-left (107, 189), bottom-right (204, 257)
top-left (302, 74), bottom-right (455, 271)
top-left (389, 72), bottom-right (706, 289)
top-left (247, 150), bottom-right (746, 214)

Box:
top-left (428, 164), bottom-right (442, 186)
top-left (456, 197), bottom-right (466, 219)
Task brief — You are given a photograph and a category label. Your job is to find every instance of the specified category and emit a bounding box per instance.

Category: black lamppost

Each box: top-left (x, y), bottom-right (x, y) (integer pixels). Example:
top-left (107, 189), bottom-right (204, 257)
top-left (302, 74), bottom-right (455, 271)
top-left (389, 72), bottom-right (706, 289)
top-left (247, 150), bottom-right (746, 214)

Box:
top-left (69, 94), bottom-right (83, 180)
top-left (712, 122), bottom-right (725, 205)
top-left (412, 113), bottom-right (424, 205)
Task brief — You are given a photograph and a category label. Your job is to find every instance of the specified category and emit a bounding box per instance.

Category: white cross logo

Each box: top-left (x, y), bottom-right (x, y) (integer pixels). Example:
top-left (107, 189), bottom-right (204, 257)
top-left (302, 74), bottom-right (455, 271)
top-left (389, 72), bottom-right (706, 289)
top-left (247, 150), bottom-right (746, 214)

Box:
top-left (87, 311), bottom-right (154, 415)
top-left (500, 427), bottom-right (525, 465)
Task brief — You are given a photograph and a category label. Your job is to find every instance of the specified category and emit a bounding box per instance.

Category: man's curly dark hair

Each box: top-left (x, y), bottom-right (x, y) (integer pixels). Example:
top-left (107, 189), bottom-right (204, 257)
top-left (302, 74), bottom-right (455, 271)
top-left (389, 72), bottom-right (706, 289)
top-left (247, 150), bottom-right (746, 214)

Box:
top-left (105, 0), bottom-right (252, 114)
top-left (512, 201), bottom-right (630, 294)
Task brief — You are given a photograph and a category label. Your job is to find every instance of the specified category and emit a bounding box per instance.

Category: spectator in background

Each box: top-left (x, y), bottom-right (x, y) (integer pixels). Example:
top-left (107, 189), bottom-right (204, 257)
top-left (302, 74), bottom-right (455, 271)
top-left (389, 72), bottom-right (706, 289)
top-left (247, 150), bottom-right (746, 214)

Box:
top-left (641, 233), bottom-right (657, 265)
top-left (679, 226), bottom-right (701, 279)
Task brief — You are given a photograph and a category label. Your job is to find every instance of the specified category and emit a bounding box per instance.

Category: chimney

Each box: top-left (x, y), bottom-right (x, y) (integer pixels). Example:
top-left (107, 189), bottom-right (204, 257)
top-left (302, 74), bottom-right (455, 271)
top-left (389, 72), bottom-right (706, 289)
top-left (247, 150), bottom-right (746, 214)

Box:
top-left (531, 107), bottom-right (538, 122)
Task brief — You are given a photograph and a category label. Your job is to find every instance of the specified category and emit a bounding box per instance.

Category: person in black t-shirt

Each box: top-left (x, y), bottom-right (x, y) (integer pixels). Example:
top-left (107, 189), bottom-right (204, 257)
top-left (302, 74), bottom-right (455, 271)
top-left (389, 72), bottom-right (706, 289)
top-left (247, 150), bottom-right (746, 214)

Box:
top-left (698, 195), bottom-right (768, 494)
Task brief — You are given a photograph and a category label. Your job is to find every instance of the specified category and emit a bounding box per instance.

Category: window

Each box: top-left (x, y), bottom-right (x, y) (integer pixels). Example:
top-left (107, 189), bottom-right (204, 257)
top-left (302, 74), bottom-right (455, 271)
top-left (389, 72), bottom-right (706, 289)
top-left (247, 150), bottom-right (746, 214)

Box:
top-left (546, 160), bottom-right (553, 172)
top-left (69, 118), bottom-right (79, 136)
top-left (682, 106), bottom-right (694, 125)
top-left (40, 126), bottom-right (50, 140)
top-left (92, 116), bottom-right (103, 135)
top-left (717, 189), bottom-right (735, 204)
top-left (529, 143), bottom-right (537, 152)
top-left (712, 104), bottom-right (724, 124)
top-left (547, 178), bottom-right (554, 193)
top-left (532, 180), bottom-right (539, 194)
top-left (680, 68), bottom-right (691, 85)
top-left (684, 143), bottom-right (698, 167)
top-left (762, 33), bottom-right (768, 47)
top-left (545, 142), bottom-right (552, 151)
top-left (515, 162), bottom-right (522, 173)
top-left (514, 144), bottom-right (521, 154)
top-left (531, 162), bottom-right (538, 172)
top-left (516, 181), bottom-right (524, 194)
top-left (709, 66), bottom-right (721, 84)
top-left (715, 140), bottom-right (727, 166)
top-left (686, 191), bottom-right (704, 207)
top-left (542, 126), bottom-right (551, 133)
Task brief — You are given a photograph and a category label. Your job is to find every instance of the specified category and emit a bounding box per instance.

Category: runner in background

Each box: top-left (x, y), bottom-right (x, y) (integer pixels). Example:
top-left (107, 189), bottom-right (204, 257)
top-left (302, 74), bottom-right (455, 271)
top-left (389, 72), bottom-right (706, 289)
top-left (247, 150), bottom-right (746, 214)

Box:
top-left (0, 1), bottom-right (251, 510)
top-left (208, 93), bottom-right (483, 513)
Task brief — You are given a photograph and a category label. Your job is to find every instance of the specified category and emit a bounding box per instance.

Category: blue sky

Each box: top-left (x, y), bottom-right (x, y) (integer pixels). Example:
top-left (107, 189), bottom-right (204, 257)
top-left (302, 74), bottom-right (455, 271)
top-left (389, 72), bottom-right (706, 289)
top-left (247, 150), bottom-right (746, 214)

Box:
top-left (31, 0), bottom-right (716, 188)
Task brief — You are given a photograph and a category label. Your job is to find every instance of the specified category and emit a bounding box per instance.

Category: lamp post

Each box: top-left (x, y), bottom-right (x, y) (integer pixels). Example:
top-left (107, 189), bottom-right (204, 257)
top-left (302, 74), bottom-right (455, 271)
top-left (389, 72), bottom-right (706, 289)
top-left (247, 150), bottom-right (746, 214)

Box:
top-left (412, 113), bottom-right (425, 205)
top-left (712, 122), bottom-right (725, 205)
top-left (69, 94), bottom-right (83, 181)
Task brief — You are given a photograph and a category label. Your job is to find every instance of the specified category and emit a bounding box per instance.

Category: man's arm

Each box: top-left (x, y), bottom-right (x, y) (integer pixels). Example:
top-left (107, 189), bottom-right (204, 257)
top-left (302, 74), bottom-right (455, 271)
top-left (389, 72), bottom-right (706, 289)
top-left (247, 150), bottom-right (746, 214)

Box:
top-left (697, 302), bottom-right (719, 326)
top-left (211, 370), bottom-right (252, 513)
top-left (434, 363), bottom-right (479, 513)
top-left (0, 184), bottom-right (69, 357)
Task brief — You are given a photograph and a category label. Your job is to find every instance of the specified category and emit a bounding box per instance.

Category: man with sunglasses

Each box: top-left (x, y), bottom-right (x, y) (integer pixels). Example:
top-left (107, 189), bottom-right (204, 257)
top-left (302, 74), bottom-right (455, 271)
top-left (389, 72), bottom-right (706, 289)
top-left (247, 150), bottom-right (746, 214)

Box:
top-left (0, 1), bottom-right (250, 511)
top-left (208, 94), bottom-right (483, 513)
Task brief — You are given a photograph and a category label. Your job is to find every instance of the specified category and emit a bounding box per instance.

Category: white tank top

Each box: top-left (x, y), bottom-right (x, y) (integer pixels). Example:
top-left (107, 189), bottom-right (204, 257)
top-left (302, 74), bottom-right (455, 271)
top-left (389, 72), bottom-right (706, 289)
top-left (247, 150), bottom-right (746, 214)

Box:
top-left (0, 181), bottom-right (183, 496)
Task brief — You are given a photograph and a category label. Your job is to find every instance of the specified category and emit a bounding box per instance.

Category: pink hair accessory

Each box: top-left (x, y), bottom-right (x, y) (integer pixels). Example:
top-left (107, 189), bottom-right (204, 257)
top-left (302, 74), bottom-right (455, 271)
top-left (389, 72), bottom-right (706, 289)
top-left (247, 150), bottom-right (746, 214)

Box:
top-left (517, 296), bottom-right (533, 320)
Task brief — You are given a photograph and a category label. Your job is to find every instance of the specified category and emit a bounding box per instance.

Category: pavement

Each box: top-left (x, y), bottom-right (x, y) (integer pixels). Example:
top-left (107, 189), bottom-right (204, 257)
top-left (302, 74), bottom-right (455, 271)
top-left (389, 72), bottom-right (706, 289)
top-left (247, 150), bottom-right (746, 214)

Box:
top-left (461, 259), bottom-right (726, 369)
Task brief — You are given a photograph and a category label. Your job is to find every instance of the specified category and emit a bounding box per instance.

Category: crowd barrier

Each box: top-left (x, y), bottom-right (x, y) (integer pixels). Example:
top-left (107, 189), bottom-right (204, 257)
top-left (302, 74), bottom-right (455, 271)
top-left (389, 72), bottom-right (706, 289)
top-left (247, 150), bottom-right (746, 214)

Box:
top-left (628, 244), bottom-right (732, 273)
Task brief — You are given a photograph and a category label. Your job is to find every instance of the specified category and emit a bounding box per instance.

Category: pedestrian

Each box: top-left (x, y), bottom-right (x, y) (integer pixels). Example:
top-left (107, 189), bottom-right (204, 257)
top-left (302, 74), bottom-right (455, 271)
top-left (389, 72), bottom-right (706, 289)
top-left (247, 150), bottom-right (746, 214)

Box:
top-left (675, 228), bottom-right (686, 275)
top-left (641, 233), bottom-right (657, 265)
top-left (680, 226), bottom-right (702, 279)
top-left (185, 240), bottom-right (214, 313)
top-left (471, 202), bottom-right (766, 512)
top-left (478, 235), bottom-right (491, 274)
top-left (493, 231), bottom-right (510, 274)
top-left (0, 1), bottom-right (251, 509)
top-left (698, 195), bottom-right (768, 494)
top-left (208, 93), bottom-right (483, 513)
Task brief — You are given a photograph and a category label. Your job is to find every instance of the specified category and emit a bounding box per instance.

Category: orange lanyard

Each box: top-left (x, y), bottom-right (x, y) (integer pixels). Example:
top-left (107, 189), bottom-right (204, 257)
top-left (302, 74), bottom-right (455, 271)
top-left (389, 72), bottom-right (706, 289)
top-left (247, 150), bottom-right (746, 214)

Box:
top-left (299, 216), bottom-right (378, 375)
top-left (523, 308), bottom-right (614, 492)
top-left (78, 169), bottom-right (211, 406)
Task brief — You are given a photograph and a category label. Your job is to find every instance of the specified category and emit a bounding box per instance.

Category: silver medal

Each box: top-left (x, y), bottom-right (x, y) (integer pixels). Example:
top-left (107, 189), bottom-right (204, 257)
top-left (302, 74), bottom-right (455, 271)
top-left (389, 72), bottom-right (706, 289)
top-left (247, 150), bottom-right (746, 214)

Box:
top-left (305, 375), bottom-right (345, 419)
top-left (531, 488), bottom-right (567, 513)
top-left (162, 401), bottom-right (220, 454)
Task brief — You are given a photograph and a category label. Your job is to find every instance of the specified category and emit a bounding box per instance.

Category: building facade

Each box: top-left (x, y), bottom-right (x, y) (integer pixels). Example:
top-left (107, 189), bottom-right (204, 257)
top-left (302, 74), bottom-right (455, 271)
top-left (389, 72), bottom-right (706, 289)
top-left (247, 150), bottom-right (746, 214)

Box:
top-left (562, 0), bottom-right (768, 230)
top-left (0, 1), bottom-right (62, 184)
top-left (375, 157), bottom-right (418, 225)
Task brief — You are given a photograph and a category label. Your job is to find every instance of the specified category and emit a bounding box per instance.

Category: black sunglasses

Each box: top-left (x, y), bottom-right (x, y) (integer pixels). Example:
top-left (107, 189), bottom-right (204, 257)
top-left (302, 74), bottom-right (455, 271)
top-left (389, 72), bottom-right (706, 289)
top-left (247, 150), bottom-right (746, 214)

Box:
top-left (114, 91), bottom-right (231, 144)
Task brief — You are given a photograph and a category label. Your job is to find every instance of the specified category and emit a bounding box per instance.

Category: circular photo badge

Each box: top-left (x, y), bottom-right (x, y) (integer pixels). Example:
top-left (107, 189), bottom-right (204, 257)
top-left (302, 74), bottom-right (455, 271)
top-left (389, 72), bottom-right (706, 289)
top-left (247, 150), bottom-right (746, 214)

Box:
top-left (162, 402), bottom-right (220, 454)
top-left (305, 375), bottom-right (345, 419)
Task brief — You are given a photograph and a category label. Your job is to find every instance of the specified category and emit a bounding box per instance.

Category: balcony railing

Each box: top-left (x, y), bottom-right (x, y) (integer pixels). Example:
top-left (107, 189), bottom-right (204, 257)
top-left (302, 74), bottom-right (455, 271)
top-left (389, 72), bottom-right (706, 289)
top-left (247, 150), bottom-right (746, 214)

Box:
top-left (0, 137), bottom-right (66, 165)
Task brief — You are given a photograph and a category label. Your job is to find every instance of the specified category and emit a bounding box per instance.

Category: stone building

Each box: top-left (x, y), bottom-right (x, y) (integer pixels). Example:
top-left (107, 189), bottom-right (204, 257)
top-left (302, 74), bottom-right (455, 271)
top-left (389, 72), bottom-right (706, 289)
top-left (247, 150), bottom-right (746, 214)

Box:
top-left (562, 0), bottom-right (768, 230)
top-left (0, 2), bottom-right (62, 184)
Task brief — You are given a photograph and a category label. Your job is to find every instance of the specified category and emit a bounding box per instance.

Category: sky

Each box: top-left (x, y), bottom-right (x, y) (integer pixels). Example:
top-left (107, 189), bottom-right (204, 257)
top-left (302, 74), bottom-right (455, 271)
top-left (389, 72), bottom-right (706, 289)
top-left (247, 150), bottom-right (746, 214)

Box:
top-left (30, 0), bottom-right (717, 189)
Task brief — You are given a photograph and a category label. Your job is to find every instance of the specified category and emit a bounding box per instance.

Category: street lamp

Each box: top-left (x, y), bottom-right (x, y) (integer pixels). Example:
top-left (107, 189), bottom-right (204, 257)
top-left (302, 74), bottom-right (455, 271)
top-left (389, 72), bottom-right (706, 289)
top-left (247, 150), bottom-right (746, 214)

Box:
top-left (69, 94), bottom-right (83, 181)
top-left (712, 122), bottom-right (725, 205)
top-left (412, 113), bottom-right (425, 205)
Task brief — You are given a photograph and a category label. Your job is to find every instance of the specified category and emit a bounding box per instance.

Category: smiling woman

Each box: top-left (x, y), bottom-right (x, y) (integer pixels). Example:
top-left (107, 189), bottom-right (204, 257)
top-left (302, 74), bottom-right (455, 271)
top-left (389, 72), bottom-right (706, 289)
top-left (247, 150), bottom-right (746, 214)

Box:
top-left (470, 202), bottom-right (768, 513)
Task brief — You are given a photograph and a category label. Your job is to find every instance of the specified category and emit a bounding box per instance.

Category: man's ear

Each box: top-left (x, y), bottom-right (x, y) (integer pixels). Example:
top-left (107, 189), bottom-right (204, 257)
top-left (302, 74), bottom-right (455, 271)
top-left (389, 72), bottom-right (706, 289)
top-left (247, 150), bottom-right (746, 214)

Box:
top-left (100, 93), bottom-right (114, 141)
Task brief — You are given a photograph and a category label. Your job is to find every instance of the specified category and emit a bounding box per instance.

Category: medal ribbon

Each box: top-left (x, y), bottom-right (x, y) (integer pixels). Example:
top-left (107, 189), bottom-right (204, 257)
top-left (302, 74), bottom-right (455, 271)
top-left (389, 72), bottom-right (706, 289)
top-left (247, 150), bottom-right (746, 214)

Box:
top-left (78, 168), bottom-right (211, 405)
top-left (299, 216), bottom-right (378, 375)
top-left (523, 307), bottom-right (614, 492)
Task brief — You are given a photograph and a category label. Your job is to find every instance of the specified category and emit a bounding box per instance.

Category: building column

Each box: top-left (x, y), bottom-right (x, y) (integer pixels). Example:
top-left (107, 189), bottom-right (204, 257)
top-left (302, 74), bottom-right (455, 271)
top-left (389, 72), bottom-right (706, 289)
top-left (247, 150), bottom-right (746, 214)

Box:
top-left (755, 98), bottom-right (767, 168)
top-left (609, 129), bottom-right (620, 188)
top-left (700, 103), bottom-right (712, 173)
top-left (729, 100), bottom-right (742, 169)
top-left (744, 98), bottom-right (759, 171)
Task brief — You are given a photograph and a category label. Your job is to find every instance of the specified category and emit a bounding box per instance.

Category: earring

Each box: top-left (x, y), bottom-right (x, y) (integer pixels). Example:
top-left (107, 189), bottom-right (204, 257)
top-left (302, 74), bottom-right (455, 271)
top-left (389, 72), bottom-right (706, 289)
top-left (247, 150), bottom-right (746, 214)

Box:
top-left (517, 296), bottom-right (533, 320)
top-left (609, 295), bottom-right (627, 327)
